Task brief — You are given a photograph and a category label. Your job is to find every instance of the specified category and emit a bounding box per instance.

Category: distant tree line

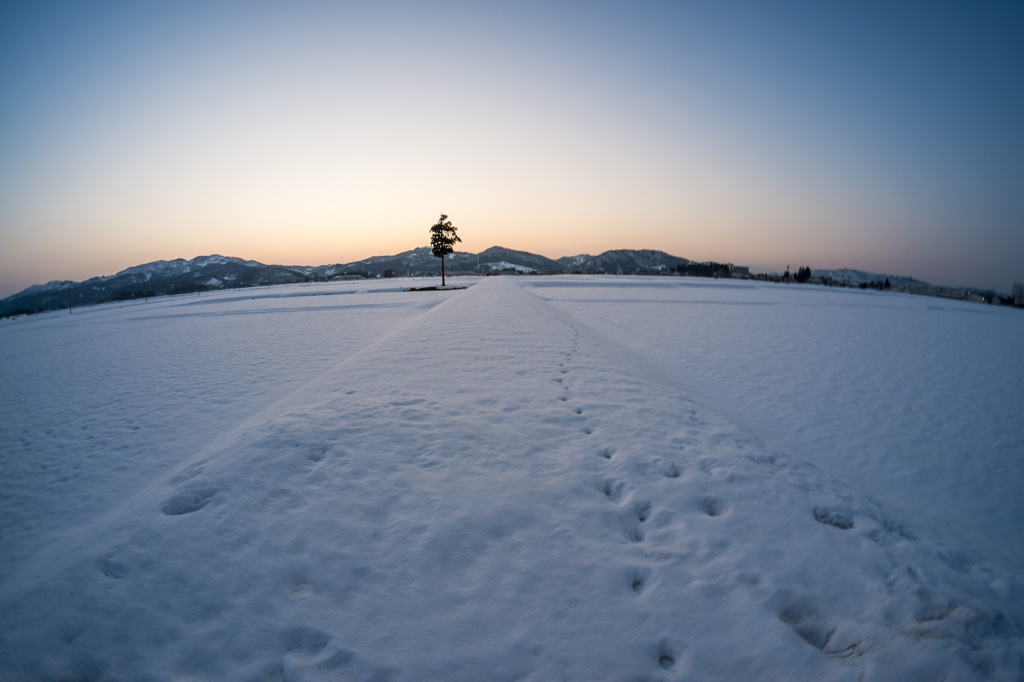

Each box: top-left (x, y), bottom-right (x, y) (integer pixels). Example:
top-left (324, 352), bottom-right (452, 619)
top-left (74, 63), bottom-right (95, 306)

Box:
top-left (113, 290), bottom-right (157, 301)
top-left (675, 262), bottom-right (732, 278)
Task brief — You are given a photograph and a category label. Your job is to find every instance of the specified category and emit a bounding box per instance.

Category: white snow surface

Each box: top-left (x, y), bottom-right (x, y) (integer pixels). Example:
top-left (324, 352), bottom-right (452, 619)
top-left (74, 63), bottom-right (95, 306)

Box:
top-left (1, 276), bottom-right (1021, 681)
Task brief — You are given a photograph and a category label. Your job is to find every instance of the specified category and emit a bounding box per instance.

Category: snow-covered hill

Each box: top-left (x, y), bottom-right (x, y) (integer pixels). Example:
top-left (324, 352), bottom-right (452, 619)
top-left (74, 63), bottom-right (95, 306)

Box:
top-left (1, 276), bottom-right (1021, 680)
top-left (0, 255), bottom-right (308, 315)
top-left (0, 248), bottom-right (578, 316)
top-left (558, 249), bottom-right (691, 274)
top-left (4, 248), bottom-right (942, 318)
top-left (811, 267), bottom-right (919, 289)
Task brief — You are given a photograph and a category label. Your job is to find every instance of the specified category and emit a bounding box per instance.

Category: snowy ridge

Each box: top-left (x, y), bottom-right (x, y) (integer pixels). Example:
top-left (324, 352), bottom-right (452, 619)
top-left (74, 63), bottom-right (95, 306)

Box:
top-left (5, 248), bottom-right (943, 317)
top-left (0, 277), bottom-right (1020, 680)
top-left (12, 280), bottom-right (76, 297)
top-left (0, 255), bottom-right (310, 314)
top-left (110, 255), bottom-right (259, 280)
top-left (811, 267), bottom-right (919, 288)
top-left (478, 260), bottom-right (536, 272)
top-left (557, 249), bottom-right (692, 273)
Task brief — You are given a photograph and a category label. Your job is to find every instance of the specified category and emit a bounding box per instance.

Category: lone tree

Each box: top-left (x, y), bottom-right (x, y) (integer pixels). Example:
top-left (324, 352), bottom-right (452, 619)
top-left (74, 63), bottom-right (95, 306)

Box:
top-left (429, 213), bottom-right (461, 286)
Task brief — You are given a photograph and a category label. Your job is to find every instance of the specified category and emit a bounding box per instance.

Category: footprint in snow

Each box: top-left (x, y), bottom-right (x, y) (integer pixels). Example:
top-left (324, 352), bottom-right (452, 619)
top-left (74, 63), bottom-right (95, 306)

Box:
top-left (747, 453), bottom-right (780, 468)
top-left (602, 478), bottom-right (625, 502)
top-left (629, 566), bottom-right (652, 594)
top-left (161, 487), bottom-right (218, 516)
top-left (770, 591), bottom-right (836, 651)
top-left (100, 557), bottom-right (130, 579)
top-left (655, 638), bottom-right (686, 671)
top-left (626, 524), bottom-right (646, 543)
top-left (623, 500), bottom-right (652, 543)
top-left (812, 506), bottom-right (853, 530)
top-left (700, 496), bottom-right (729, 517)
top-left (698, 457), bottom-right (722, 476)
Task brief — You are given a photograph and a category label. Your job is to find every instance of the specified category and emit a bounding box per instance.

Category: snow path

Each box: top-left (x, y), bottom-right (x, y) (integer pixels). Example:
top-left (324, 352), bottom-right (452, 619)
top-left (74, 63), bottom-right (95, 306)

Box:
top-left (521, 277), bottom-right (1024, 575)
top-left (1, 277), bottom-right (1021, 680)
top-left (0, 284), bottom-right (449, 585)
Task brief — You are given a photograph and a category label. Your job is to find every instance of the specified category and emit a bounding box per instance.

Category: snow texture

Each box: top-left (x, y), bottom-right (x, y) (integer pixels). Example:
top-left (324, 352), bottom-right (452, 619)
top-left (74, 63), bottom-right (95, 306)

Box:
top-left (1, 276), bottom-right (1021, 681)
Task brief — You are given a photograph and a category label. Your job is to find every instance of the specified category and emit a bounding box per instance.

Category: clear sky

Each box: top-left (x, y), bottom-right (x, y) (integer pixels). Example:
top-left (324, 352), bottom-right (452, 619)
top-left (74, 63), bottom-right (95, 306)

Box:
top-left (1, 0), bottom-right (1022, 297)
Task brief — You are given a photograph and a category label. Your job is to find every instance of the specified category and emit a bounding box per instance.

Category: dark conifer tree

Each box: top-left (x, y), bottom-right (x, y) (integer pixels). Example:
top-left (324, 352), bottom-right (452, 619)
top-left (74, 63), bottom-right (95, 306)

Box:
top-left (429, 213), bottom-right (461, 286)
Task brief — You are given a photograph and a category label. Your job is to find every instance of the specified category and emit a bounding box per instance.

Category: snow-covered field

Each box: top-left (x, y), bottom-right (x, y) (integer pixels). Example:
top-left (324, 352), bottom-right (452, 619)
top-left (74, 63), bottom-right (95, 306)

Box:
top-left (1, 276), bottom-right (1021, 681)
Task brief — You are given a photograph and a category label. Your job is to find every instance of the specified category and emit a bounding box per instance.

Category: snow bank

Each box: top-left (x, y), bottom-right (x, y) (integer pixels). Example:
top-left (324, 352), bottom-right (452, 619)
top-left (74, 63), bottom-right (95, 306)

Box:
top-left (0, 277), bottom-right (1021, 680)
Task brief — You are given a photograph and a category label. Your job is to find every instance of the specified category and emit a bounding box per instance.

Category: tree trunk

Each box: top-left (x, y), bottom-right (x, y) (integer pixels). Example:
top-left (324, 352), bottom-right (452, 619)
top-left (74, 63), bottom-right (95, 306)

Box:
top-left (441, 256), bottom-right (446, 287)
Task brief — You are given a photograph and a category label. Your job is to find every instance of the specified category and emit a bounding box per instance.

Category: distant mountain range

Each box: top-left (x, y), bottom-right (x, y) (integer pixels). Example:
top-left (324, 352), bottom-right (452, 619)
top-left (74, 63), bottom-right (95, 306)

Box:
top-left (0, 247), bottom-right (918, 317)
top-left (0, 248), bottom-right (695, 316)
top-left (809, 268), bottom-right (918, 290)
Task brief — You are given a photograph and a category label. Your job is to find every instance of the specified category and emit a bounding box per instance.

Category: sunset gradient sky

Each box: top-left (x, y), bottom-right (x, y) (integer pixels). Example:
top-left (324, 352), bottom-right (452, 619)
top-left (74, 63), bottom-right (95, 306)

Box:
top-left (1, 1), bottom-right (1022, 297)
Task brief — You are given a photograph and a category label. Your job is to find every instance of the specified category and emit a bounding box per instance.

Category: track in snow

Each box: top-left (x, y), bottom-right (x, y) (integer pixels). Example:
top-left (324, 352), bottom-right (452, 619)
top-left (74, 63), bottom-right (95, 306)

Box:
top-left (1, 277), bottom-right (1020, 681)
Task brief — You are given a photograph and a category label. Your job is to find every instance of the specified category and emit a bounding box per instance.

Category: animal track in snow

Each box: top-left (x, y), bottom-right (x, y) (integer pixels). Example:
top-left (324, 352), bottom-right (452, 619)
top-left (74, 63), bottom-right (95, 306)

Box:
top-left (161, 487), bottom-right (218, 516)
top-left (656, 639), bottom-right (684, 670)
top-left (700, 496), bottom-right (729, 517)
top-left (630, 567), bottom-right (652, 594)
top-left (748, 453), bottom-right (778, 467)
top-left (307, 446), bottom-right (328, 462)
top-left (813, 506), bottom-right (853, 530)
top-left (582, 426), bottom-right (594, 435)
top-left (100, 557), bottom-right (130, 579)
top-left (622, 500), bottom-right (651, 543)
top-left (771, 592), bottom-right (835, 651)
top-left (598, 446), bottom-right (616, 460)
top-left (574, 407), bottom-right (583, 415)
top-left (625, 524), bottom-right (646, 543)
top-left (664, 462), bottom-right (681, 478)
top-left (601, 479), bottom-right (625, 502)
top-left (698, 457), bottom-right (725, 477)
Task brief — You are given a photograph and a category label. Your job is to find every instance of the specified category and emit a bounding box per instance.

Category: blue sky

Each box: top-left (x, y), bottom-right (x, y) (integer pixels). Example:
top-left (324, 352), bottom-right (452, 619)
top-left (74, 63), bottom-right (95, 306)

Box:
top-left (1, 1), bottom-right (1022, 296)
